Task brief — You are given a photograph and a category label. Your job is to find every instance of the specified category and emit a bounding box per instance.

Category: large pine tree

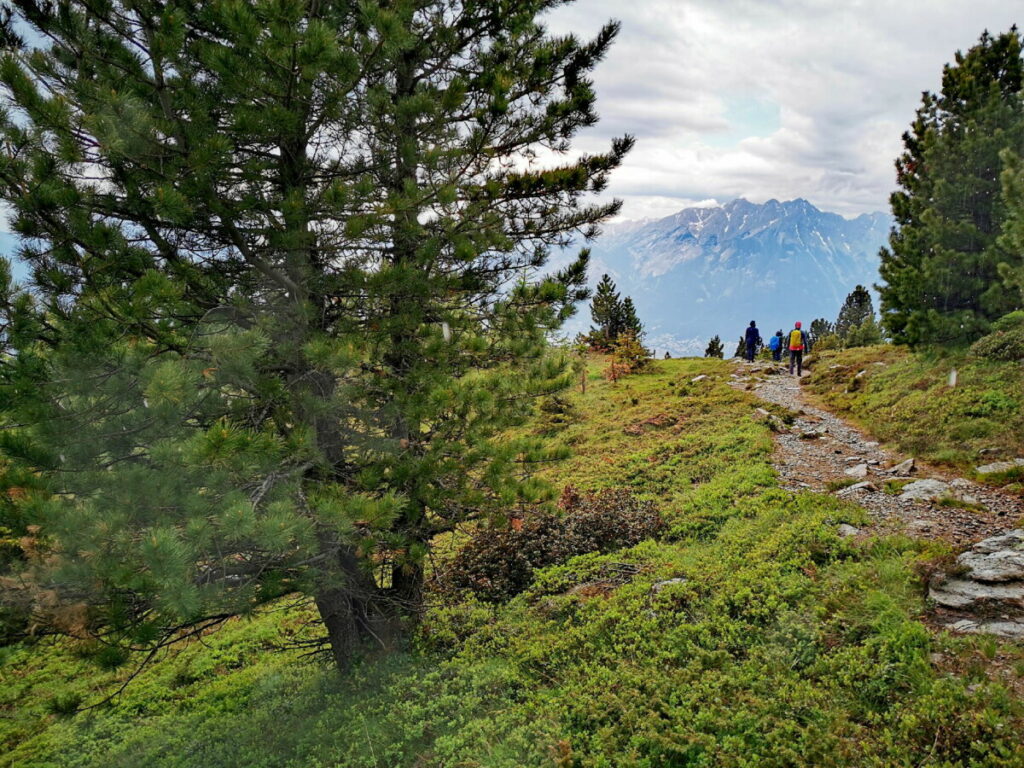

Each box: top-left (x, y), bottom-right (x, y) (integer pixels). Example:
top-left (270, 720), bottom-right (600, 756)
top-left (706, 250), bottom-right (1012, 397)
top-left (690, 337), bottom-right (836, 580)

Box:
top-left (0, 0), bottom-right (631, 669)
top-left (878, 28), bottom-right (1024, 347)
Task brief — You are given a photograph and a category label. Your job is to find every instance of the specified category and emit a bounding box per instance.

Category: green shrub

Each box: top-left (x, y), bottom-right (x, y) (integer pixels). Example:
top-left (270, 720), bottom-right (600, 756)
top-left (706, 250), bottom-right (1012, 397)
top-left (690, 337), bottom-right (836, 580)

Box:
top-left (969, 311), bottom-right (1024, 360)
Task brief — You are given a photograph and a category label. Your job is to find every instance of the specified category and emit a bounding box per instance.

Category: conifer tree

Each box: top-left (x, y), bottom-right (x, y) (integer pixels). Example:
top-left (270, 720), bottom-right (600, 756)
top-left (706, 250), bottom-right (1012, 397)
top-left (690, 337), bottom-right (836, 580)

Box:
top-left (878, 28), bottom-right (1024, 347)
top-left (0, 0), bottom-right (631, 669)
top-left (809, 318), bottom-right (834, 341)
top-left (704, 335), bottom-right (724, 359)
top-left (619, 296), bottom-right (644, 340)
top-left (733, 337), bottom-right (745, 358)
top-left (997, 148), bottom-right (1024, 301)
top-left (590, 273), bottom-right (623, 346)
top-left (835, 286), bottom-right (875, 341)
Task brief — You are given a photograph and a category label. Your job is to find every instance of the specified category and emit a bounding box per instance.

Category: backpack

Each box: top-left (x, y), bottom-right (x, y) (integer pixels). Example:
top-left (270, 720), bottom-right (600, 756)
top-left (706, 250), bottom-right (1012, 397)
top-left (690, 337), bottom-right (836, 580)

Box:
top-left (769, 335), bottom-right (781, 351)
top-left (789, 329), bottom-right (805, 350)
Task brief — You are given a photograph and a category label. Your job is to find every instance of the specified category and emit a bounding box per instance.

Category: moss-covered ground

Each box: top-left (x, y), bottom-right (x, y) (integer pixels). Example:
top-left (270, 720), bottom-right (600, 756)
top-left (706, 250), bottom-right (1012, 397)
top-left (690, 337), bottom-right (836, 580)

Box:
top-left (805, 345), bottom-right (1024, 486)
top-left (3, 357), bottom-right (1023, 767)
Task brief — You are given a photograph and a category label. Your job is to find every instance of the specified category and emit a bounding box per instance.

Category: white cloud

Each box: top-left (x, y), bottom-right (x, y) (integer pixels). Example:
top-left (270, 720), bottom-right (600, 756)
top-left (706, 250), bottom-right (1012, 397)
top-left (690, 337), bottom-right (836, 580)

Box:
top-left (546, 0), bottom-right (1022, 218)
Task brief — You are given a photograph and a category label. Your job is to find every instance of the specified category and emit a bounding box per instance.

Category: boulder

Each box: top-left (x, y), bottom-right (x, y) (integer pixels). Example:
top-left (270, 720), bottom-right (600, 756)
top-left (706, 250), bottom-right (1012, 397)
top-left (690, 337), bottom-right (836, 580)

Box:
top-left (929, 578), bottom-right (1024, 610)
top-left (956, 531), bottom-right (1024, 582)
top-left (844, 463), bottom-right (869, 479)
top-left (888, 458), bottom-right (916, 476)
top-left (837, 523), bottom-right (862, 537)
top-left (976, 458), bottom-right (1024, 475)
top-left (898, 478), bottom-right (949, 502)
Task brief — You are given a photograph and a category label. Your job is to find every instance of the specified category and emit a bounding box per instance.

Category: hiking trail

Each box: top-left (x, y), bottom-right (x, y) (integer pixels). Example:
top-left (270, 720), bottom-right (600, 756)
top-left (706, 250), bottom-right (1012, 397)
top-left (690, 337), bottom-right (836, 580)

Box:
top-left (731, 361), bottom-right (1024, 643)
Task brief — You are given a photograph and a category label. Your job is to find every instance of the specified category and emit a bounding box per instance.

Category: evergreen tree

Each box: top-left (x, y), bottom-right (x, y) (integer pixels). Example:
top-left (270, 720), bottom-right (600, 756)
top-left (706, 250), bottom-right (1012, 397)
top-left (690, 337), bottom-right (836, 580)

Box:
top-left (733, 336), bottom-right (745, 358)
top-left (878, 28), bottom-right (1024, 347)
top-left (0, 0), bottom-right (631, 669)
top-left (619, 296), bottom-right (644, 340)
top-left (835, 286), bottom-right (875, 341)
top-left (704, 335), bottom-right (724, 359)
top-left (810, 318), bottom-right (834, 341)
top-left (997, 148), bottom-right (1024, 301)
top-left (845, 316), bottom-right (884, 348)
top-left (589, 274), bottom-right (622, 346)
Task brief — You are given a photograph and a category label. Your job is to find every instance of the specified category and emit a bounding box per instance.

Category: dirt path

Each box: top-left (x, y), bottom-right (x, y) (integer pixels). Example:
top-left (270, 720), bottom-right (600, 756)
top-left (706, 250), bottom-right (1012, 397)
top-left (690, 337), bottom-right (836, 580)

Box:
top-left (732, 362), bottom-right (1022, 547)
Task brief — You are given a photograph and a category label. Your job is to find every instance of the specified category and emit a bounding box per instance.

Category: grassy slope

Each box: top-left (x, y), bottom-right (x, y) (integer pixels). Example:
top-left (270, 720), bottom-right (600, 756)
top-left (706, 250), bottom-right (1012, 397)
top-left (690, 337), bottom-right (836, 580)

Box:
top-left (3, 358), bottom-right (1024, 767)
top-left (805, 345), bottom-right (1024, 483)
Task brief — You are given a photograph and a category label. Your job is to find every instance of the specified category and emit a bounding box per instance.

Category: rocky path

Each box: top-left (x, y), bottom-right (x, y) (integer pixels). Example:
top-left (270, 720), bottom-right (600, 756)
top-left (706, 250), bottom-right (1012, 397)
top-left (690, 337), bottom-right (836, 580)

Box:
top-left (731, 362), bottom-right (1024, 641)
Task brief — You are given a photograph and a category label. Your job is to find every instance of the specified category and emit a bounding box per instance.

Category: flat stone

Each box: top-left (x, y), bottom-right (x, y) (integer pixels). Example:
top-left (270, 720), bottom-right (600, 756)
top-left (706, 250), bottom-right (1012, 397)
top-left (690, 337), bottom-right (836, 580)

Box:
top-left (929, 578), bottom-right (1024, 610)
top-left (844, 456), bottom-right (863, 463)
top-left (970, 530), bottom-right (1024, 555)
top-left (863, 441), bottom-right (880, 448)
top-left (899, 478), bottom-right (949, 502)
top-left (691, 374), bottom-right (709, 383)
top-left (976, 458), bottom-right (1024, 475)
top-left (844, 463), bottom-right (869, 478)
top-left (650, 577), bottom-right (687, 595)
top-left (957, 531), bottom-right (1024, 582)
top-left (889, 458), bottom-right (916, 476)
top-left (950, 619), bottom-right (980, 632)
top-left (838, 482), bottom-right (876, 497)
top-left (837, 523), bottom-right (862, 537)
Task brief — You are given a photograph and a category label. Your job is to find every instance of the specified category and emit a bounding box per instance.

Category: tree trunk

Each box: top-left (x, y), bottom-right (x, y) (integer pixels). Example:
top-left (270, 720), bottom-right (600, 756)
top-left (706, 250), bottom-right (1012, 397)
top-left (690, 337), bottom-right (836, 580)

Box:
top-left (314, 544), bottom-right (396, 670)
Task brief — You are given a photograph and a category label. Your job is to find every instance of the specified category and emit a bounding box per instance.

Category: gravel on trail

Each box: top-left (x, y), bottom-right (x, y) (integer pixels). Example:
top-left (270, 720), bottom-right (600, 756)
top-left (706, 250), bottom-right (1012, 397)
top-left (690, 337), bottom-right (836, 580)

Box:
top-left (731, 361), bottom-right (1021, 545)
top-left (729, 360), bottom-right (1024, 640)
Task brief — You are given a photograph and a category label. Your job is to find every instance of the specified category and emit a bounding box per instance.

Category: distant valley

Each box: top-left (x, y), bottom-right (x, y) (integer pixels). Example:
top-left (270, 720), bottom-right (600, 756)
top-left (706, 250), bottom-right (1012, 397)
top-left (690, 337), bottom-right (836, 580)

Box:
top-left (570, 198), bottom-right (892, 355)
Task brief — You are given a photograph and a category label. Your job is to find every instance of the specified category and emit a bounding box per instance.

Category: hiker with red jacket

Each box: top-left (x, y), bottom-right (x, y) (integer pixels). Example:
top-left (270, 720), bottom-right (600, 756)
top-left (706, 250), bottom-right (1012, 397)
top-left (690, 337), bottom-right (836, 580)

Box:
top-left (787, 321), bottom-right (809, 376)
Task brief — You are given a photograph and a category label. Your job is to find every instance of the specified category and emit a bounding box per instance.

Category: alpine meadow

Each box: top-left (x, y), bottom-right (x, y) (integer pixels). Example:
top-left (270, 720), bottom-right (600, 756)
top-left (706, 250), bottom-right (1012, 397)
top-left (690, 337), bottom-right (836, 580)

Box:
top-left (2, 3), bottom-right (1024, 768)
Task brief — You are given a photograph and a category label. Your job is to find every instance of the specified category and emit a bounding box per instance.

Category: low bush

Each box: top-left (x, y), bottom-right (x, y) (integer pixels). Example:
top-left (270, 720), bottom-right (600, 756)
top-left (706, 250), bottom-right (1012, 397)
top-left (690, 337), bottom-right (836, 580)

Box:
top-left (969, 311), bottom-right (1024, 361)
top-left (435, 487), bottom-right (662, 602)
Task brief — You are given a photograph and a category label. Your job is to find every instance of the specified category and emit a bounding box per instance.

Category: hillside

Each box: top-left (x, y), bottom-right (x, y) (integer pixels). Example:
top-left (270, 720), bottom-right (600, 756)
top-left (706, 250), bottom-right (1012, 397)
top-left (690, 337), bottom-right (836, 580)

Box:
top-left (805, 345), bottom-right (1024, 481)
top-left (4, 358), bottom-right (1023, 767)
top-left (573, 199), bottom-right (890, 355)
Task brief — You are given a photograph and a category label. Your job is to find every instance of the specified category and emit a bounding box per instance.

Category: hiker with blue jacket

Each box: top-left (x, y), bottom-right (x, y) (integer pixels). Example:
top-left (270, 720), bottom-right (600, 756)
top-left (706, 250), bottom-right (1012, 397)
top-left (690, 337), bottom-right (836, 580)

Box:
top-left (744, 321), bottom-right (761, 362)
top-left (768, 330), bottom-right (784, 362)
top-left (787, 321), bottom-right (809, 376)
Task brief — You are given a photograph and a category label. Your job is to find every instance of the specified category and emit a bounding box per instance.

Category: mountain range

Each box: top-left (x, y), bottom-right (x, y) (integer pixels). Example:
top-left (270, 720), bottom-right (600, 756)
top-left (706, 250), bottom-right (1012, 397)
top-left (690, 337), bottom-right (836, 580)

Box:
top-left (570, 198), bottom-right (892, 356)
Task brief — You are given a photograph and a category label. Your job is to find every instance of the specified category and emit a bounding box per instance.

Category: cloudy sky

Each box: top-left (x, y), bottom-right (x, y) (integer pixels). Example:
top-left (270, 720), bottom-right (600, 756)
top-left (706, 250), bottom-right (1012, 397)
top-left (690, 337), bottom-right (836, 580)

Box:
top-left (545, 0), bottom-right (1021, 220)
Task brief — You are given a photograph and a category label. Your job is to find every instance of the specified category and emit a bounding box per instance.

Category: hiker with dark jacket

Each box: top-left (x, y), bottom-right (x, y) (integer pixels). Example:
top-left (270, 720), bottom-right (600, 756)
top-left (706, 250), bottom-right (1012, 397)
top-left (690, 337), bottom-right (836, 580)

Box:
top-left (788, 321), bottom-right (809, 375)
top-left (768, 330), bottom-right (784, 362)
top-left (744, 321), bottom-right (761, 362)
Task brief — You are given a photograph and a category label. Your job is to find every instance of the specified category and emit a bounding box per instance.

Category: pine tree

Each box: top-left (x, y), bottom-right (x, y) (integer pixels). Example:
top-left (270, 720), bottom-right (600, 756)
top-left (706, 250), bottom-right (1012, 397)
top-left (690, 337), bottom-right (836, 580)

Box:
top-left (733, 337), bottom-right (745, 358)
top-left (845, 316), bottom-right (884, 348)
top-left (589, 274), bottom-right (622, 347)
top-left (620, 297), bottom-right (644, 340)
top-left (835, 286), bottom-right (875, 341)
top-left (0, 0), bottom-right (631, 669)
top-left (810, 318), bottom-right (834, 341)
top-left (704, 335), bottom-right (724, 359)
top-left (878, 28), bottom-right (1024, 347)
top-left (996, 148), bottom-right (1024, 301)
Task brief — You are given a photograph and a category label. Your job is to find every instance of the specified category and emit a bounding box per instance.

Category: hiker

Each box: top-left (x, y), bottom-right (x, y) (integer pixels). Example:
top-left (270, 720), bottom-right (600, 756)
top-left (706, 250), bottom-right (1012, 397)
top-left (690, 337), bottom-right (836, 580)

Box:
top-left (768, 330), bottom-right (784, 362)
top-left (788, 321), bottom-right (808, 376)
top-left (744, 321), bottom-right (761, 362)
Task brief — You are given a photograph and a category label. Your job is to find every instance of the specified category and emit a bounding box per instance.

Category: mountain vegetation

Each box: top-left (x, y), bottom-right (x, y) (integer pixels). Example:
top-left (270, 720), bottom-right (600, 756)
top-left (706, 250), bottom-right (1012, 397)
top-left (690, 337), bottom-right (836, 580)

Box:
top-left (704, 334), bottom-right (725, 358)
top-left (3, 4), bottom-right (1024, 767)
top-left (807, 345), bottom-right (1024, 482)
top-left (879, 28), bottom-right (1024, 347)
top-left (581, 273), bottom-right (645, 351)
top-left (4, 357), bottom-right (1024, 767)
top-left (0, 0), bottom-right (631, 670)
